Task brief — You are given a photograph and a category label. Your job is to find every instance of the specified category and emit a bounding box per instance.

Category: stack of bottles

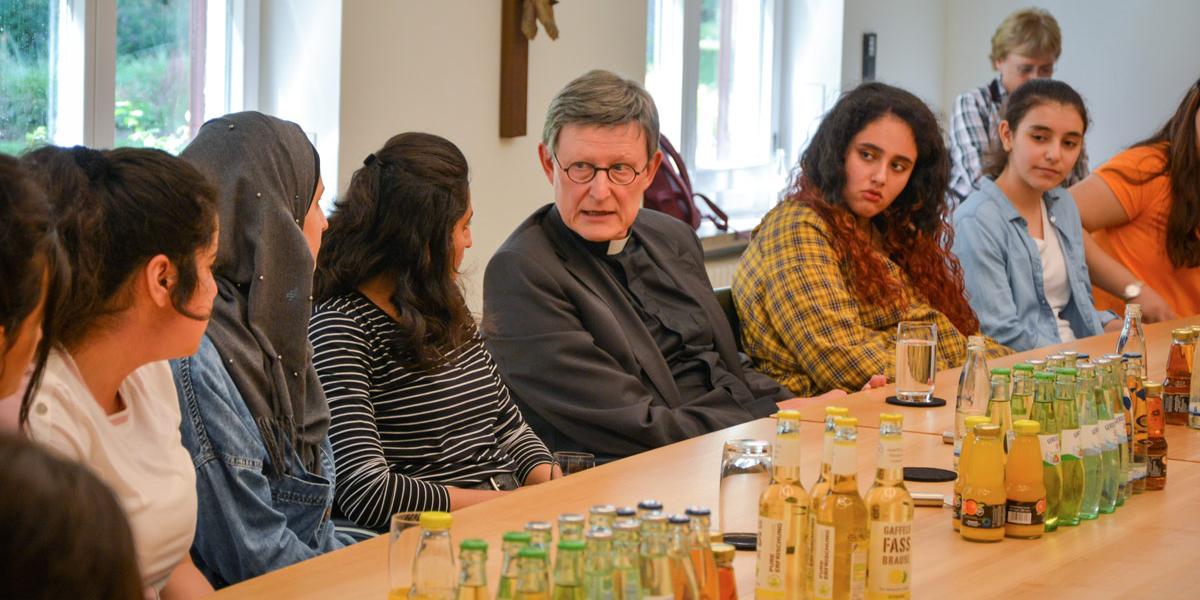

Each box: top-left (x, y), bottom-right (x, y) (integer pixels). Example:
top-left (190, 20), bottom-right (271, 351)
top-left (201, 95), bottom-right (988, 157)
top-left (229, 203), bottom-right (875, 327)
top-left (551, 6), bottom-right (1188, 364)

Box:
top-left (755, 409), bottom-right (914, 600)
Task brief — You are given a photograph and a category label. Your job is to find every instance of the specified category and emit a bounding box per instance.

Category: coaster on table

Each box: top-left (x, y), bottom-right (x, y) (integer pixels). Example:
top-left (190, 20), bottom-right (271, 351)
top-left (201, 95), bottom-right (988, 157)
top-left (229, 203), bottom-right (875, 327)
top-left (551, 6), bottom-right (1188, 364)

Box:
top-left (904, 467), bottom-right (956, 482)
top-left (722, 532), bottom-right (756, 551)
top-left (885, 395), bottom-right (947, 407)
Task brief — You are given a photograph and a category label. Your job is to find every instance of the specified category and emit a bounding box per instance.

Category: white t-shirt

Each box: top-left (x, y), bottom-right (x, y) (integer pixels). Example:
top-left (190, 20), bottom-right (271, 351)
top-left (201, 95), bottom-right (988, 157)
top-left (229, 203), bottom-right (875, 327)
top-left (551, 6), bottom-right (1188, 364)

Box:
top-left (1032, 200), bottom-right (1075, 343)
top-left (26, 348), bottom-right (198, 591)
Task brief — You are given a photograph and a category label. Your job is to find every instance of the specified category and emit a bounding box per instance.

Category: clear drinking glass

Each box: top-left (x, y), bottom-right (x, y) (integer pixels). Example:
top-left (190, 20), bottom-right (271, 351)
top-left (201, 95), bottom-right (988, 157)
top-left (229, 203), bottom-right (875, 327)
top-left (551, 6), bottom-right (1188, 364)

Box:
top-left (718, 439), bottom-right (771, 535)
top-left (388, 512), bottom-right (423, 599)
top-left (553, 451), bottom-right (596, 478)
top-left (896, 321), bottom-right (938, 403)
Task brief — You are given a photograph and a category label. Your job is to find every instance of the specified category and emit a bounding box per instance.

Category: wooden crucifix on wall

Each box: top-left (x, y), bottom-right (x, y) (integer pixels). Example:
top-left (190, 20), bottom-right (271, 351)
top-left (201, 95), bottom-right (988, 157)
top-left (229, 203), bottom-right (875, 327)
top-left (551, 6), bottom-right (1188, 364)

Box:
top-left (500, 0), bottom-right (559, 138)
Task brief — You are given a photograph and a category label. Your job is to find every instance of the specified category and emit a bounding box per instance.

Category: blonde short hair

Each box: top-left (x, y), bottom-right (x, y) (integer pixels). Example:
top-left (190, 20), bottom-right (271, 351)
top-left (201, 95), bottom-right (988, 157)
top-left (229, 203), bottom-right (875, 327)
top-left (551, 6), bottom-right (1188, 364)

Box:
top-left (989, 8), bottom-right (1062, 63)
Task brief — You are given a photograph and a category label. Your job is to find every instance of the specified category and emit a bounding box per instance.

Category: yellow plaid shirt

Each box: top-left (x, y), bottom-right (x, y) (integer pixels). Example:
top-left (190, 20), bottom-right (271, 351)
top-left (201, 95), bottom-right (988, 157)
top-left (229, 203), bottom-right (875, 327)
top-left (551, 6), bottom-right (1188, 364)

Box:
top-left (733, 202), bottom-right (1010, 396)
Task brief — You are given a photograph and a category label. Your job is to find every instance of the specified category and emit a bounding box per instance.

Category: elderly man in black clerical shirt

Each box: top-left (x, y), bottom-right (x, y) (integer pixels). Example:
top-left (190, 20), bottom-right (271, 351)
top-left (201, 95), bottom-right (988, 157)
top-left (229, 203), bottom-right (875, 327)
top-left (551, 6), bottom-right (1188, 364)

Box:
top-left (482, 70), bottom-right (843, 461)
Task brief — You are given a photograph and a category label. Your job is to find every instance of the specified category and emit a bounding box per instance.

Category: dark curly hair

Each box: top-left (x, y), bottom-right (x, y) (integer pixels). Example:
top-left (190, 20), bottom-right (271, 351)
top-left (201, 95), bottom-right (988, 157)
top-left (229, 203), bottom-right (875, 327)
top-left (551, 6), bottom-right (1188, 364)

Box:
top-left (314, 132), bottom-right (473, 371)
top-left (786, 81), bottom-right (979, 336)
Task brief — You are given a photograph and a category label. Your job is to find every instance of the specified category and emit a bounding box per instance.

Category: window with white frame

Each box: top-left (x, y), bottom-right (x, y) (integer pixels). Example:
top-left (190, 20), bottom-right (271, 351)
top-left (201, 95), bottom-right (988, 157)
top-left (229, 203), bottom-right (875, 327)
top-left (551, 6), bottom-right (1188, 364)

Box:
top-left (0, 0), bottom-right (254, 155)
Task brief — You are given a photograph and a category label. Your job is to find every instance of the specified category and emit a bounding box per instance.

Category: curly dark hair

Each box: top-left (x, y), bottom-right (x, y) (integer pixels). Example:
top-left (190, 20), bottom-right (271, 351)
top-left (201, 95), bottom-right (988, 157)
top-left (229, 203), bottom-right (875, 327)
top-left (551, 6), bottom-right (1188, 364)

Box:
top-left (314, 132), bottom-right (473, 371)
top-left (786, 81), bottom-right (979, 336)
top-left (20, 146), bottom-right (219, 347)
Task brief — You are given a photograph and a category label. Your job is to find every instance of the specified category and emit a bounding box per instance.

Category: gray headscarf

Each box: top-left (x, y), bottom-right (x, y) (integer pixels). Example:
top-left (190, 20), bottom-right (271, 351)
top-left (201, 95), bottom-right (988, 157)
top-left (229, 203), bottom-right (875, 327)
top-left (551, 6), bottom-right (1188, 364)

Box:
top-left (181, 111), bottom-right (328, 476)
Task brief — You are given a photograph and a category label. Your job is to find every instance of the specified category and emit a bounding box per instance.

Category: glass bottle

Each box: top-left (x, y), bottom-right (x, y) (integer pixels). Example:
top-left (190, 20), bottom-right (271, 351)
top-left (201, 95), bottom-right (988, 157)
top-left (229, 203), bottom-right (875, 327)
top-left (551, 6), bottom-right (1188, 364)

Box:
top-left (1143, 381), bottom-right (1169, 491)
top-left (589, 506), bottom-right (617, 534)
top-left (583, 529), bottom-right (616, 600)
top-left (865, 414), bottom-right (913, 600)
top-left (1191, 326), bottom-right (1200, 429)
top-left (1027, 359), bottom-right (1047, 377)
top-left (1029, 372), bottom-right (1061, 532)
top-left (1005, 420), bottom-right (1046, 539)
top-left (1045, 354), bottom-right (1065, 373)
top-left (756, 410), bottom-right (808, 600)
top-left (636, 500), bottom-right (662, 520)
top-left (497, 532), bottom-right (532, 600)
top-left (515, 547), bottom-right (551, 600)
top-left (458, 539), bottom-right (489, 600)
top-left (955, 336), bottom-right (990, 472)
top-left (411, 511), bottom-right (457, 600)
top-left (960, 424), bottom-right (1007, 542)
top-left (527, 522), bottom-right (554, 549)
top-left (683, 507), bottom-right (718, 600)
top-left (1127, 354), bottom-right (1148, 494)
top-left (812, 416), bottom-right (869, 600)
top-left (1062, 351), bottom-right (1080, 370)
top-left (639, 514), bottom-right (673, 600)
top-left (1093, 360), bottom-right (1120, 514)
top-left (667, 515), bottom-right (701, 600)
top-left (559, 514), bottom-right (586, 543)
top-left (553, 540), bottom-right (585, 600)
top-left (1054, 368), bottom-right (1083, 526)
top-left (952, 415), bottom-right (991, 533)
top-left (711, 543), bottom-right (737, 600)
top-left (806, 406), bottom-right (848, 598)
top-left (612, 519), bottom-right (642, 600)
top-left (1164, 328), bottom-right (1194, 426)
top-left (987, 368), bottom-right (1014, 452)
top-left (1076, 363), bottom-right (1102, 520)
top-left (1116, 303), bottom-right (1147, 374)
top-left (616, 507), bottom-right (637, 520)
top-left (1105, 353), bottom-right (1135, 504)
top-left (1010, 363), bottom-right (1035, 419)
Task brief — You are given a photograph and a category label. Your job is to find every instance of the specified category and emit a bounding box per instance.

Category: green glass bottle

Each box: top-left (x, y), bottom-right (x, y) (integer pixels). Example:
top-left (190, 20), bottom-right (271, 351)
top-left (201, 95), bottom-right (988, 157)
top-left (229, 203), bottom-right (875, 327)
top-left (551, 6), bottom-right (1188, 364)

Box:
top-left (516, 547), bottom-right (551, 600)
top-left (1093, 359), bottom-right (1120, 514)
top-left (1054, 368), bottom-right (1083, 526)
top-left (1010, 363), bottom-right (1035, 419)
top-left (987, 368), bottom-right (1014, 452)
top-left (1076, 363), bottom-right (1102, 520)
top-left (497, 532), bottom-right (532, 600)
top-left (553, 540), bottom-right (585, 600)
top-left (1103, 353), bottom-right (1133, 505)
top-left (612, 519), bottom-right (643, 600)
top-left (459, 540), bottom-right (490, 600)
top-left (583, 528), bottom-right (617, 600)
top-left (1029, 372), bottom-right (1061, 532)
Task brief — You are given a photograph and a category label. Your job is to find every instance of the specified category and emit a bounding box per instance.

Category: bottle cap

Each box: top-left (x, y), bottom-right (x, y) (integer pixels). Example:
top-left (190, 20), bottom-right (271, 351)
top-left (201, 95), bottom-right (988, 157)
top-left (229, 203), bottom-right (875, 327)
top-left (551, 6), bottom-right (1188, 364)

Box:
top-left (641, 513), bottom-right (668, 524)
top-left (636, 499), bottom-right (663, 510)
top-left (1034, 372), bottom-right (1054, 381)
top-left (1055, 367), bottom-right (1077, 376)
top-left (1012, 363), bottom-right (1034, 373)
top-left (1122, 352), bottom-right (1142, 359)
top-left (525, 521), bottom-right (552, 531)
top-left (1076, 353), bottom-right (1090, 361)
top-left (1094, 357), bottom-right (1112, 366)
top-left (684, 506), bottom-right (711, 517)
top-left (834, 416), bottom-right (858, 427)
top-left (557, 539), bottom-right (587, 551)
top-left (503, 531), bottom-right (532, 543)
top-left (616, 507), bottom-right (636, 517)
top-left (1172, 327), bottom-right (1192, 340)
top-left (825, 406), bottom-right (849, 416)
top-left (776, 409), bottom-right (802, 420)
top-left (461, 539), bottom-right (488, 552)
top-left (586, 528), bottom-right (613, 541)
top-left (419, 511), bottom-right (452, 530)
top-left (709, 530), bottom-right (724, 544)
top-left (613, 519), bottom-right (640, 532)
top-left (974, 423), bottom-right (1001, 438)
top-left (590, 504), bottom-right (616, 514)
top-left (668, 514), bottom-right (691, 525)
top-left (965, 415), bottom-right (991, 429)
top-left (711, 543), bottom-right (736, 562)
top-left (990, 367), bottom-right (1011, 376)
top-left (880, 413), bottom-right (903, 425)
top-left (518, 546), bottom-right (548, 559)
top-left (558, 513), bottom-right (585, 523)
top-left (1013, 420), bottom-right (1040, 435)
top-left (1062, 351), bottom-right (1079, 358)
top-left (1076, 363), bottom-right (1095, 376)
top-left (1143, 381), bottom-right (1163, 394)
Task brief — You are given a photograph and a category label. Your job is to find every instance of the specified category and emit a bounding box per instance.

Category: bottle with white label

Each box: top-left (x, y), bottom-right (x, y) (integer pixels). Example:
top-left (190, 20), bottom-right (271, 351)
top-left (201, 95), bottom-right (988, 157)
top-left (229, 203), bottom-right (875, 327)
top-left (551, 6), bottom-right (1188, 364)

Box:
top-left (1053, 367), bottom-right (1083, 527)
top-left (812, 417), bottom-right (868, 600)
top-left (1102, 353), bottom-right (1133, 506)
top-left (865, 414), bottom-right (912, 600)
top-left (1076, 363), bottom-right (1102, 520)
top-left (1125, 353), bottom-right (1148, 495)
top-left (1093, 359), bottom-right (1120, 515)
top-left (1029, 372), bottom-right (1061, 532)
top-left (807, 406), bottom-right (848, 598)
top-left (755, 410), bottom-right (809, 600)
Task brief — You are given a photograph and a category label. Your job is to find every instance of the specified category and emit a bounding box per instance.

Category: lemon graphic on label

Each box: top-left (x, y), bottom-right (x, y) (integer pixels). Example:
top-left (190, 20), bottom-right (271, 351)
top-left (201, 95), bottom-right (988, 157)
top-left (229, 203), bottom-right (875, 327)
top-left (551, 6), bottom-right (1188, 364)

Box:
top-left (888, 569), bottom-right (908, 584)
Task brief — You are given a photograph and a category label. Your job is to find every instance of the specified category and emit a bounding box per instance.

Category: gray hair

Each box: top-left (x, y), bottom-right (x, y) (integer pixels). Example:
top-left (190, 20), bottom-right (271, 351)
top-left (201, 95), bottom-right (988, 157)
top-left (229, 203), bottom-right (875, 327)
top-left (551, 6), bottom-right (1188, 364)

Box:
top-left (542, 69), bottom-right (660, 162)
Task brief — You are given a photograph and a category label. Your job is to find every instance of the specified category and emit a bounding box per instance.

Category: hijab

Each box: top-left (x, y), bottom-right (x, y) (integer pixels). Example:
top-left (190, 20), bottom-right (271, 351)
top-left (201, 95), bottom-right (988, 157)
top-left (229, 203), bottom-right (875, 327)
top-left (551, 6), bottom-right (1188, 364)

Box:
top-left (181, 111), bottom-right (327, 476)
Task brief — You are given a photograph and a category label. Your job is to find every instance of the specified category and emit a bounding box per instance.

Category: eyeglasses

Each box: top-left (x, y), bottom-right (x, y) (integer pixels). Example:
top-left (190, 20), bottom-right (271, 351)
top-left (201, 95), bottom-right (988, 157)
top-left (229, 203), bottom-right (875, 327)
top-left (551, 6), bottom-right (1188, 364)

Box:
top-left (552, 154), bottom-right (649, 186)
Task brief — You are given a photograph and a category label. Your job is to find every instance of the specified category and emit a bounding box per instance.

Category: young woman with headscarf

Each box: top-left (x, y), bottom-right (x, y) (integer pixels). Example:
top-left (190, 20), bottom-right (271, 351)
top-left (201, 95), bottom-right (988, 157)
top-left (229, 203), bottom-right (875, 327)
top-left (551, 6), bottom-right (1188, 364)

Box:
top-left (169, 111), bottom-right (351, 589)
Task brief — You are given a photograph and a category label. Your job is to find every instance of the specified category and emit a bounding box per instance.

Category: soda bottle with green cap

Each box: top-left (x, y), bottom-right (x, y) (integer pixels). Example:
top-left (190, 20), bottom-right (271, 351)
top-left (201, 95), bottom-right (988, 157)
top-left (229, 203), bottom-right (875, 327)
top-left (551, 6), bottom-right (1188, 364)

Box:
top-left (952, 415), bottom-right (992, 532)
top-left (516, 547), bottom-right (551, 600)
top-left (1054, 367), bottom-right (1083, 526)
top-left (411, 511), bottom-right (456, 600)
top-left (1094, 359), bottom-right (1120, 514)
top-left (458, 539), bottom-right (489, 600)
top-left (559, 514), bottom-right (585, 543)
top-left (1030, 371), bottom-right (1061, 532)
top-left (497, 531), bottom-right (532, 600)
top-left (986, 368), bottom-right (1013, 451)
top-left (1010, 364), bottom-right (1035, 418)
top-left (552, 539), bottom-right (585, 600)
top-left (1076, 363), bottom-right (1103, 520)
top-left (1102, 353), bottom-right (1133, 505)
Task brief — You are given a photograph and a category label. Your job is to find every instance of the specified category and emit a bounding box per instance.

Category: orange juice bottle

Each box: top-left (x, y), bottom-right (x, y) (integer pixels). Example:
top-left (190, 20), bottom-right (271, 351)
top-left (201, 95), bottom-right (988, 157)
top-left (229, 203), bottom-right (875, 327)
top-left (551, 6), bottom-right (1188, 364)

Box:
top-left (1005, 420), bottom-right (1046, 539)
top-left (951, 415), bottom-right (992, 532)
top-left (960, 424), bottom-right (1006, 543)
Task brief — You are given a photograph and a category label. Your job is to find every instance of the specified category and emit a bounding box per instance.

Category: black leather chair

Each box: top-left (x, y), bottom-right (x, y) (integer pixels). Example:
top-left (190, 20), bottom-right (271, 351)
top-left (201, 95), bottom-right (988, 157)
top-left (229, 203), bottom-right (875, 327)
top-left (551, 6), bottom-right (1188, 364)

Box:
top-left (713, 286), bottom-right (743, 352)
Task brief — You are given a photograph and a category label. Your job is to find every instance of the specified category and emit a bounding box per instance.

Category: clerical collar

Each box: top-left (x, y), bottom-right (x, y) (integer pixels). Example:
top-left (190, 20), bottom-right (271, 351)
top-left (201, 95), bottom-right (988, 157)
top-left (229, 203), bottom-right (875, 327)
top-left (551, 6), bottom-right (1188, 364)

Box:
top-left (548, 205), bottom-right (634, 257)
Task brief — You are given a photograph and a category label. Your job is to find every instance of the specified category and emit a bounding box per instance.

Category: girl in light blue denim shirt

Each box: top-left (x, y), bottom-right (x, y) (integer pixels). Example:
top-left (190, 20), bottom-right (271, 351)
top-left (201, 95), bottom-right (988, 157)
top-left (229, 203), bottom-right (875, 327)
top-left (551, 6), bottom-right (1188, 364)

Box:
top-left (169, 112), bottom-right (353, 589)
top-left (953, 80), bottom-right (1118, 352)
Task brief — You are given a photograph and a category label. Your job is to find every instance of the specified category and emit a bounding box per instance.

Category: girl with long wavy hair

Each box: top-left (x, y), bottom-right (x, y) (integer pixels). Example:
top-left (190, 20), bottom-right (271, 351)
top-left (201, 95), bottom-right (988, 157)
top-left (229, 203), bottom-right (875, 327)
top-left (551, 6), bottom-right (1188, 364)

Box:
top-left (733, 82), bottom-right (1009, 396)
top-left (310, 132), bottom-right (553, 533)
top-left (1070, 78), bottom-right (1200, 318)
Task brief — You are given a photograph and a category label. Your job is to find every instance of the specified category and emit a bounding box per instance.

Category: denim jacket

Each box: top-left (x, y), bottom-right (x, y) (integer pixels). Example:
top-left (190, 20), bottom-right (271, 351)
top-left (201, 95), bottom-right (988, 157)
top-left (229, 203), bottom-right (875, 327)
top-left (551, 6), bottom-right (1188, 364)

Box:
top-left (170, 336), bottom-right (352, 588)
top-left (952, 178), bottom-right (1115, 351)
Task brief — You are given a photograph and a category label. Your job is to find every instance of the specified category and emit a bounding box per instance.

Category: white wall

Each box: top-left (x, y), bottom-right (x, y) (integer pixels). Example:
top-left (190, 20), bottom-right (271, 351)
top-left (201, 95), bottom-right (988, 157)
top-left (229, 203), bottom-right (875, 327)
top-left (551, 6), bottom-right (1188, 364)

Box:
top-left (257, 0), bottom-right (342, 202)
top-left (944, 0), bottom-right (1200, 165)
top-left (841, 0), bottom-right (947, 115)
top-left (337, 1), bottom-right (647, 312)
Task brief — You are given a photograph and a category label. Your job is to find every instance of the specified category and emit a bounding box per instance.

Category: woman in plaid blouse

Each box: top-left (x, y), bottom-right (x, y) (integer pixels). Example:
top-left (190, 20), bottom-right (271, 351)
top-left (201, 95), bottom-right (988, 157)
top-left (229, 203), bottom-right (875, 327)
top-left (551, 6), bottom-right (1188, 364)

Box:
top-left (733, 82), bottom-right (1010, 396)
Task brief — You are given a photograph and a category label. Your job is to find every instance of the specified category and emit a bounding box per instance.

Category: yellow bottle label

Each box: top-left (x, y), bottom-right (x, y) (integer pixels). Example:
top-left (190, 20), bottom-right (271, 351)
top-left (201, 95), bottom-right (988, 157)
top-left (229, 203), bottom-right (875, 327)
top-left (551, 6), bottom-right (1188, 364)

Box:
top-left (849, 541), bottom-right (867, 600)
top-left (867, 522), bottom-right (911, 596)
top-left (812, 523), bottom-right (835, 599)
top-left (755, 516), bottom-right (786, 595)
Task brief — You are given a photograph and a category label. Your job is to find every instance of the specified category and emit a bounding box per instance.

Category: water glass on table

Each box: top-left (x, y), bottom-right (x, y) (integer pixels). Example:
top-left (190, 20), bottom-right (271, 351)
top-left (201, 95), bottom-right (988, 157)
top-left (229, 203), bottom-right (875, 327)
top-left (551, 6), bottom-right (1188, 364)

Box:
top-left (896, 320), bottom-right (938, 403)
top-left (552, 451), bottom-right (596, 478)
top-left (718, 439), bottom-right (772, 538)
top-left (388, 512), bottom-right (422, 600)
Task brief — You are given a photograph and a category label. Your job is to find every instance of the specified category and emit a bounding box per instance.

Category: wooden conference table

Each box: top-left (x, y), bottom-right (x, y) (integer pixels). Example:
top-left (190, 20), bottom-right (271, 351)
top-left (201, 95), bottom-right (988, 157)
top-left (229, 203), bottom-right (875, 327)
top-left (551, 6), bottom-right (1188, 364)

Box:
top-left (214, 316), bottom-right (1200, 600)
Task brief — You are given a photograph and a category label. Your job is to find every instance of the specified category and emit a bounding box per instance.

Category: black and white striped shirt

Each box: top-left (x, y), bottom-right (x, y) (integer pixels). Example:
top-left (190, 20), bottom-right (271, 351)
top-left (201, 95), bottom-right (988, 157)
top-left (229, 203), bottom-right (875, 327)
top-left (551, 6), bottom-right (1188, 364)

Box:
top-left (309, 293), bottom-right (552, 531)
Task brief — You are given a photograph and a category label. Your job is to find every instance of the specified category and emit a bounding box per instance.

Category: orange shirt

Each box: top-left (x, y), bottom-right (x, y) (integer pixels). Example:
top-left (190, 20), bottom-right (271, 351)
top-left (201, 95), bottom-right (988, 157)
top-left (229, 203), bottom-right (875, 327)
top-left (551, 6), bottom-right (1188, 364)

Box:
top-left (1092, 144), bottom-right (1200, 317)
